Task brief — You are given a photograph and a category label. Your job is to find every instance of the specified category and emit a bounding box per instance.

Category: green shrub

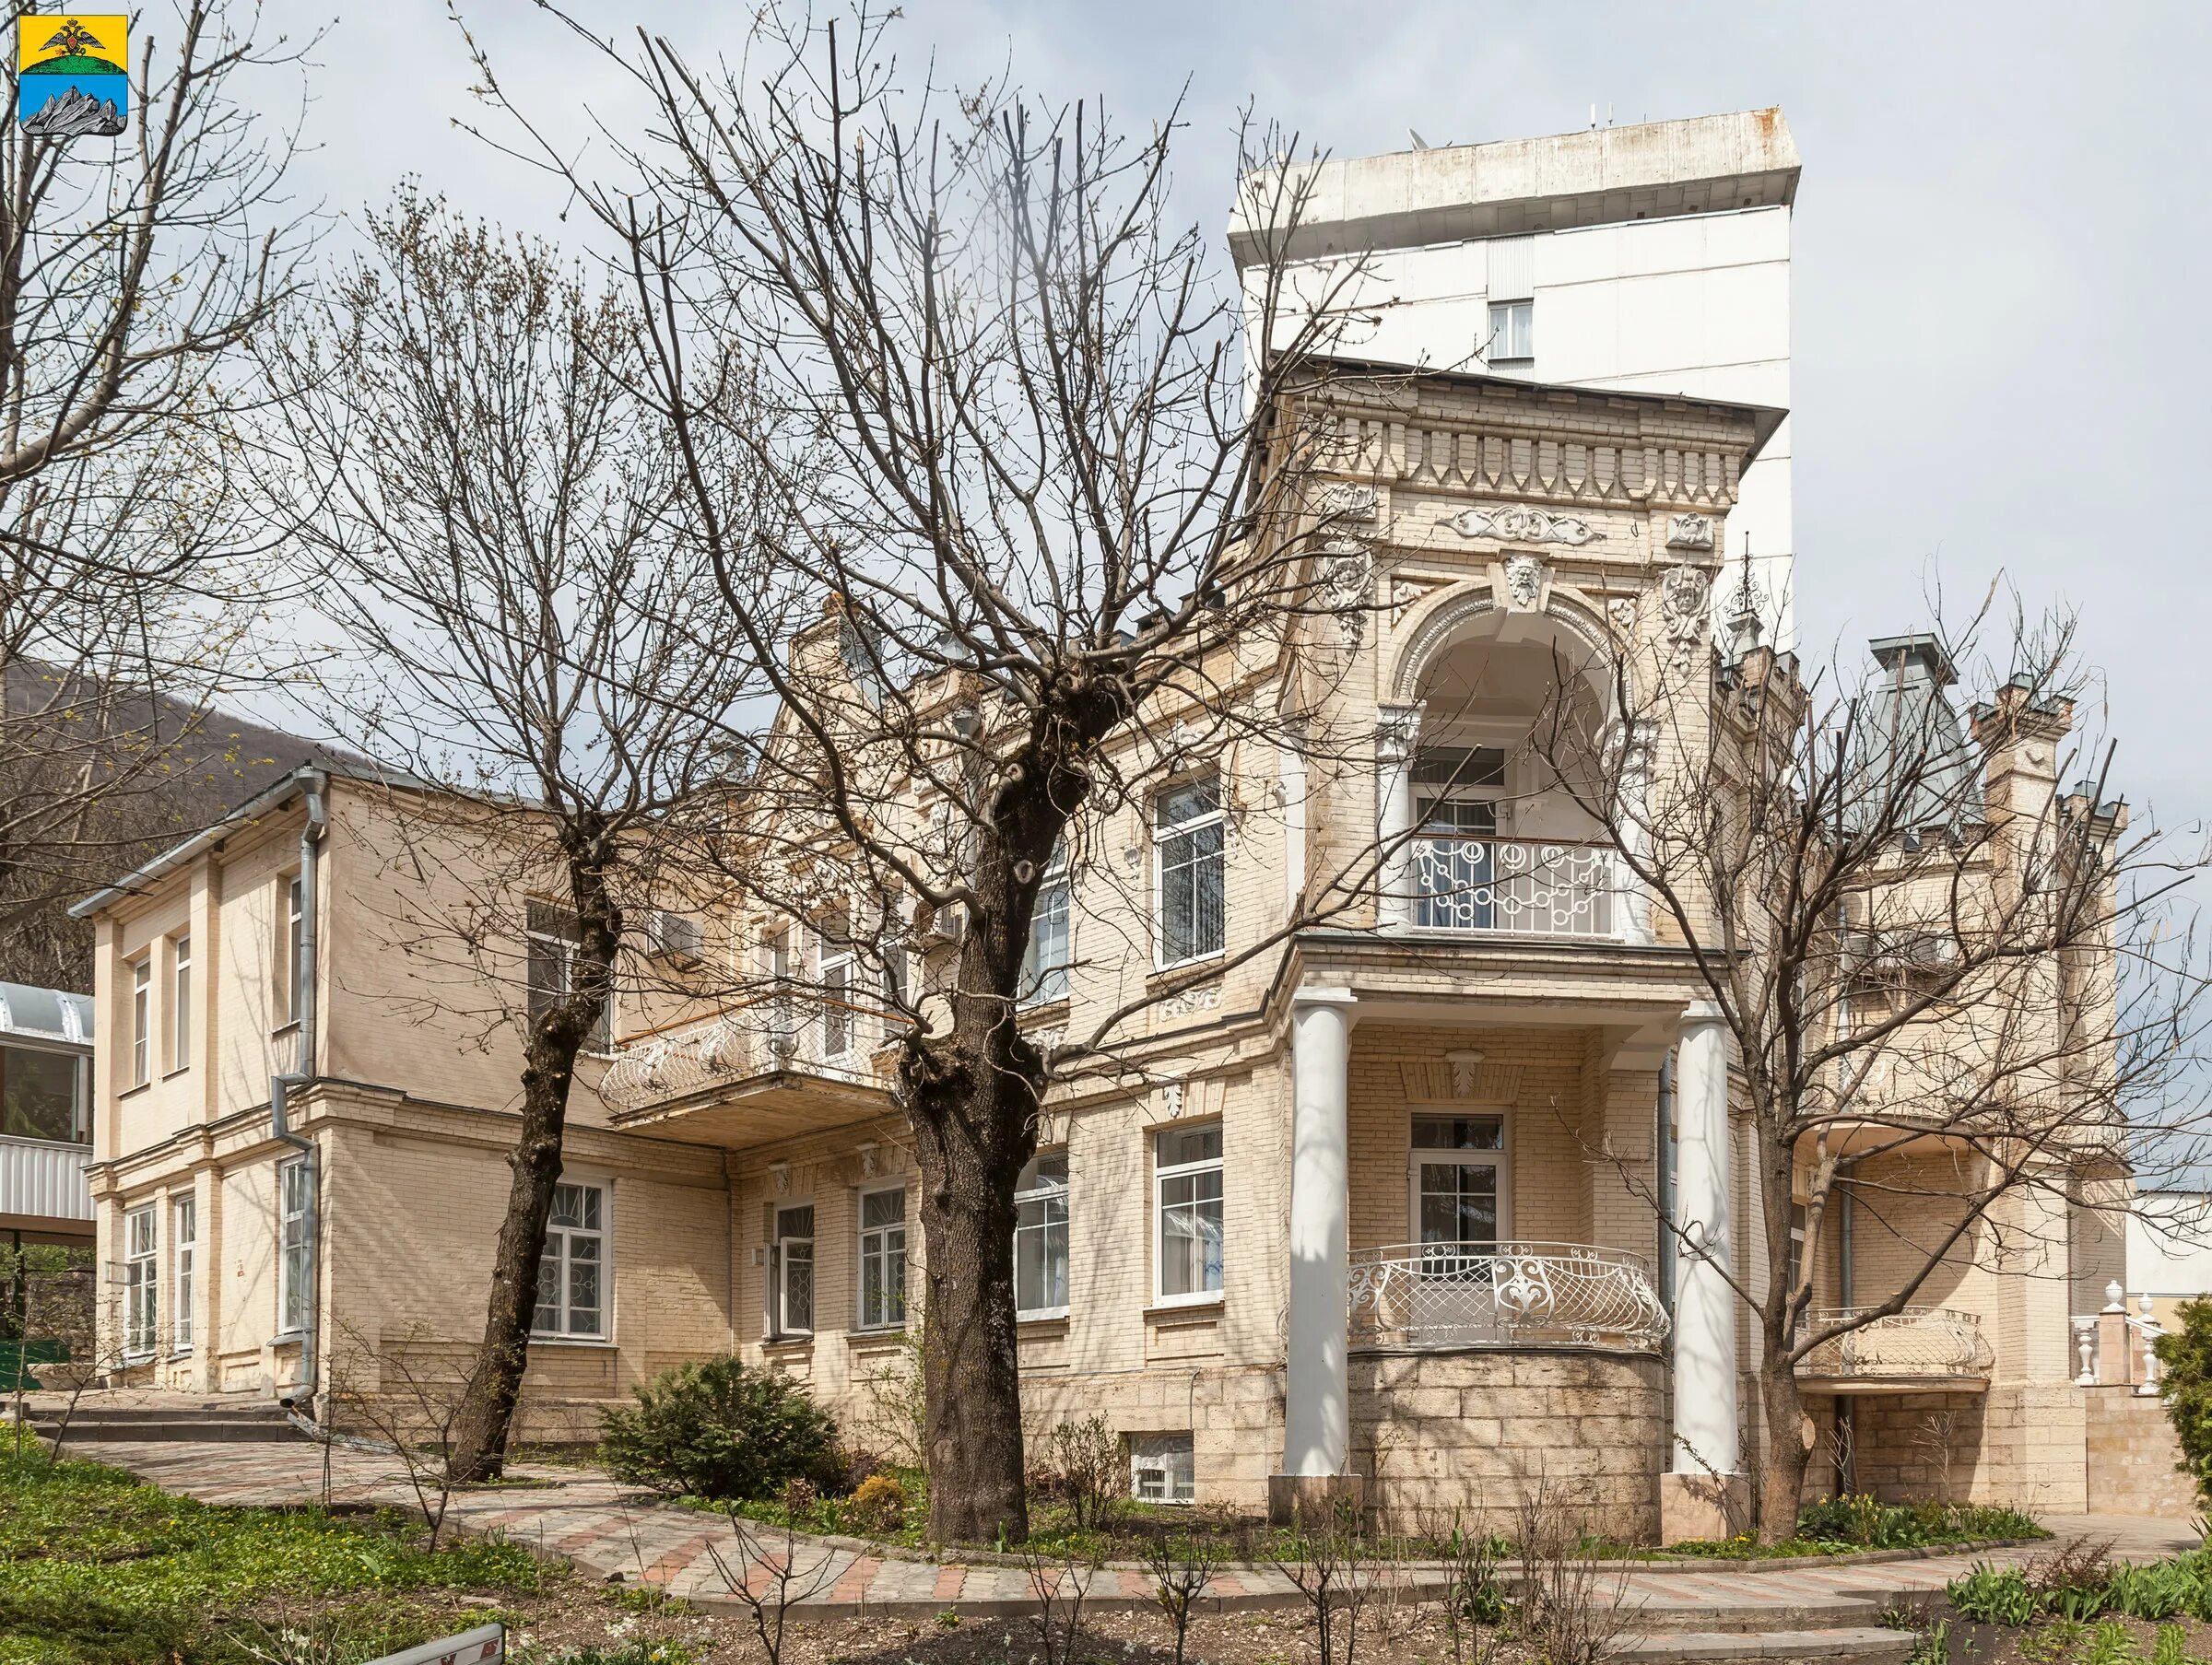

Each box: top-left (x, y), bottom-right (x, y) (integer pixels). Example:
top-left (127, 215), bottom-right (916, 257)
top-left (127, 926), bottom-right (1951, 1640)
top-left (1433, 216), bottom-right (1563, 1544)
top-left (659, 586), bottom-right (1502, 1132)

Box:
top-left (1793, 1495), bottom-right (2044, 1551)
top-left (1947, 1563), bottom-right (2037, 1626)
top-left (2158, 1298), bottom-right (2212, 1507)
top-left (846, 1472), bottom-right (908, 1535)
top-left (598, 1356), bottom-right (839, 1501)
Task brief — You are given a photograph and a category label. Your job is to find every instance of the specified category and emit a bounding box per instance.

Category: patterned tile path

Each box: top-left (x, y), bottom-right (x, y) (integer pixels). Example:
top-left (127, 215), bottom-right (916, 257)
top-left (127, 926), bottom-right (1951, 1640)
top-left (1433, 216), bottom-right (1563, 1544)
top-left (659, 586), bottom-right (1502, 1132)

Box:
top-left (80, 1437), bottom-right (2199, 1622)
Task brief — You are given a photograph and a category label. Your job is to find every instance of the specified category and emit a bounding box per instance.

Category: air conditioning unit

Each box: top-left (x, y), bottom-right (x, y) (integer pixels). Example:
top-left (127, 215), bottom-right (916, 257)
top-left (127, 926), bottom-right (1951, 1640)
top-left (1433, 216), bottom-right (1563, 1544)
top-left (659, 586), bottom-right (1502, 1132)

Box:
top-left (649, 910), bottom-right (703, 967)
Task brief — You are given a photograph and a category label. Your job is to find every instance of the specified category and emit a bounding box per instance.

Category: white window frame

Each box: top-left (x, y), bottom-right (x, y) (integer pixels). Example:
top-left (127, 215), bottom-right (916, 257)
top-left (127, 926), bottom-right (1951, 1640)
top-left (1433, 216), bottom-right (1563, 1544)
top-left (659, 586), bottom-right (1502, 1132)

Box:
top-left (855, 1184), bottom-right (909, 1331)
top-left (172, 1193), bottom-right (196, 1354)
top-left (1153, 777), bottom-right (1226, 970)
top-left (278, 1157), bottom-right (312, 1337)
top-left (525, 902), bottom-right (611, 1052)
top-left (123, 1203), bottom-right (158, 1357)
top-left (1021, 848), bottom-right (1072, 1005)
top-left (533, 1179), bottom-right (609, 1342)
top-left (769, 1201), bottom-right (816, 1340)
top-left (1407, 1113), bottom-right (1513, 1249)
top-left (1153, 1123), bottom-right (1225, 1307)
top-left (1488, 297), bottom-right (1534, 365)
top-left (129, 956), bottom-right (150, 1087)
top-left (818, 926), bottom-right (853, 1061)
top-left (1014, 1151), bottom-right (1070, 1319)
top-left (171, 933), bottom-right (192, 1074)
top-left (1129, 1431), bottom-right (1196, 1504)
top-left (285, 875), bottom-right (305, 1026)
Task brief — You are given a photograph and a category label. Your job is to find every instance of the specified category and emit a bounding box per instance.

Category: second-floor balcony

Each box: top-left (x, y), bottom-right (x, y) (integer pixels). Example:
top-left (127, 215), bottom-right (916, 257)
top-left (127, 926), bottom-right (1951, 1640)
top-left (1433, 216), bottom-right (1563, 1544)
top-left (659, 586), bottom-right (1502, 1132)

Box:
top-left (599, 994), bottom-right (890, 1142)
top-left (1348, 1240), bottom-right (1669, 1353)
top-left (0, 1133), bottom-right (93, 1225)
top-left (1794, 1306), bottom-right (1994, 1392)
top-left (1409, 837), bottom-right (1618, 936)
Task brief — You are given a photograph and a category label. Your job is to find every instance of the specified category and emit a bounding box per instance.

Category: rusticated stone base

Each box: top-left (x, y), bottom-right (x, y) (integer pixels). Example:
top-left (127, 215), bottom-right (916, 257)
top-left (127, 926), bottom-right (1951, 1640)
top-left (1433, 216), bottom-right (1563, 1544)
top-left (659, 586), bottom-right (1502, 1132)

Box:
top-left (1269, 1472), bottom-right (1367, 1527)
top-left (1349, 1347), bottom-right (1667, 1541)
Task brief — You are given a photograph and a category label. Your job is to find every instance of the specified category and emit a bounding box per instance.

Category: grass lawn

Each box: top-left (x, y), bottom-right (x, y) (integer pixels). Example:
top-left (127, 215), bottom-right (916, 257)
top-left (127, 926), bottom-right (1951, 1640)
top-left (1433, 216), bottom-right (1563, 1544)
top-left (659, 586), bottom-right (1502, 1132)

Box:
top-left (0, 1440), bottom-right (549, 1664)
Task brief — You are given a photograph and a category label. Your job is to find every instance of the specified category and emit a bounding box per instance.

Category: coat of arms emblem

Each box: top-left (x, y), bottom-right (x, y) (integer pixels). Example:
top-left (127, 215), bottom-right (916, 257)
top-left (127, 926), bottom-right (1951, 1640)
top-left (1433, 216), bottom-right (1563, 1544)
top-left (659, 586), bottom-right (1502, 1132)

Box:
top-left (18, 15), bottom-right (127, 137)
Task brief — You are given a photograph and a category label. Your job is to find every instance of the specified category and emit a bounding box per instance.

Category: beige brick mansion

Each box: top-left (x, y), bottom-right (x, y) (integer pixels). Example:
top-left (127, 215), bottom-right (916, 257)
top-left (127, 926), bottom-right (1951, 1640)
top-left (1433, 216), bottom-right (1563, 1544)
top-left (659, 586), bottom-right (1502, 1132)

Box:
top-left (75, 110), bottom-right (2176, 1542)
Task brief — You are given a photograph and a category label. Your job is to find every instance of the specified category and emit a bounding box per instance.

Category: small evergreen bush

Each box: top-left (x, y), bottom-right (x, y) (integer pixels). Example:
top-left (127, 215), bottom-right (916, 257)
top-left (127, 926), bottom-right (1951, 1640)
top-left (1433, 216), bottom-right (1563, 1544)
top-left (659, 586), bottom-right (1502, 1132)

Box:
top-left (598, 1356), bottom-right (839, 1501)
top-left (2157, 1296), bottom-right (2212, 1506)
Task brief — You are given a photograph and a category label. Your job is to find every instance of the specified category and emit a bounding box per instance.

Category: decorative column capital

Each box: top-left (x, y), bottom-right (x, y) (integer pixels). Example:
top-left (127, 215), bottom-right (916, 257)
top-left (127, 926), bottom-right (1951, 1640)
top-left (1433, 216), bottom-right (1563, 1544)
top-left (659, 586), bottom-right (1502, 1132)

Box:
top-left (1375, 702), bottom-right (1424, 764)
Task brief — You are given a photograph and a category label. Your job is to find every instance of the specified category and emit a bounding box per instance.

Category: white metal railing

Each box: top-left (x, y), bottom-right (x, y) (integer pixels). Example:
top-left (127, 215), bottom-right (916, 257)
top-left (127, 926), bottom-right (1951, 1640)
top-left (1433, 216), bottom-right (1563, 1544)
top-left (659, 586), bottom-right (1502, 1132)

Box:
top-left (598, 993), bottom-right (886, 1115)
top-left (2071, 1283), bottom-right (2164, 1396)
top-left (1795, 1306), bottom-right (1994, 1383)
top-left (1347, 1240), bottom-right (1668, 1351)
top-left (0, 1134), bottom-right (92, 1223)
top-left (1409, 838), bottom-right (1618, 935)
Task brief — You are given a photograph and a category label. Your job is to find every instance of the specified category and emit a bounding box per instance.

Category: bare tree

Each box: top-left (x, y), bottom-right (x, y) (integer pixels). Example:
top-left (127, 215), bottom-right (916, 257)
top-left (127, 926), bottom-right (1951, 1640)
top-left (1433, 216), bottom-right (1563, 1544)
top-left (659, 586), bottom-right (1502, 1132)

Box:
top-left (0, 0), bottom-right (319, 984)
top-left (259, 190), bottom-right (787, 1481)
top-left (459, 0), bottom-right (1412, 1541)
top-left (1553, 590), bottom-right (2211, 1540)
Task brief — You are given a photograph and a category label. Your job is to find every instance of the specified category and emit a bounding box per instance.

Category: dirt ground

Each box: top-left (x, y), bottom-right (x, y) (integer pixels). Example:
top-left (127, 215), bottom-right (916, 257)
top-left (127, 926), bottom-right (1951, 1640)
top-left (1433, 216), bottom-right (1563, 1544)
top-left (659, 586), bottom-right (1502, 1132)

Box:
top-left (355, 1580), bottom-right (1519, 1665)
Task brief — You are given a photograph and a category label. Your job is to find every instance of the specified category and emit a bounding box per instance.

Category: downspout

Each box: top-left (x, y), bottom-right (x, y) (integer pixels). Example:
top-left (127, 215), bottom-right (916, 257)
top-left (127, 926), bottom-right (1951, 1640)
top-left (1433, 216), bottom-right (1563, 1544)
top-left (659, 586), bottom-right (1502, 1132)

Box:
top-left (1657, 1055), bottom-right (1677, 1314)
top-left (1832, 887), bottom-right (1857, 1491)
top-left (272, 773), bottom-right (327, 1416)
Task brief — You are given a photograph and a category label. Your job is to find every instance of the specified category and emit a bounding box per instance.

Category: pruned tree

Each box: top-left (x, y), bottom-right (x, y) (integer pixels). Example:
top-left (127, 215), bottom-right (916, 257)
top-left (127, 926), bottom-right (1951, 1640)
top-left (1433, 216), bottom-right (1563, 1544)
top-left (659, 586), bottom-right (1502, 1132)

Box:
top-left (0, 0), bottom-right (319, 984)
top-left (1550, 582), bottom-right (2211, 1540)
top-left (459, 1), bottom-right (1413, 1538)
top-left (257, 189), bottom-right (788, 1480)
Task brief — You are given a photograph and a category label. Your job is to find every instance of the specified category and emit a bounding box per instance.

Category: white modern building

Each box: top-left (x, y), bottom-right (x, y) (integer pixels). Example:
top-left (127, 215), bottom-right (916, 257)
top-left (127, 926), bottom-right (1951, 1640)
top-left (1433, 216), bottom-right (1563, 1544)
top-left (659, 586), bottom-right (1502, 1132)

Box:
top-left (1233, 107), bottom-right (1798, 648)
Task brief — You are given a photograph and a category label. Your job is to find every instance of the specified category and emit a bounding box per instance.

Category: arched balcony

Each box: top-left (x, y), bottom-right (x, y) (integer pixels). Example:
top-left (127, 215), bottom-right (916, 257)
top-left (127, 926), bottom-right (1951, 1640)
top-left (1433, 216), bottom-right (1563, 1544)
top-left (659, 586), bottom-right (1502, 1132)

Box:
top-left (1378, 603), bottom-right (1633, 942)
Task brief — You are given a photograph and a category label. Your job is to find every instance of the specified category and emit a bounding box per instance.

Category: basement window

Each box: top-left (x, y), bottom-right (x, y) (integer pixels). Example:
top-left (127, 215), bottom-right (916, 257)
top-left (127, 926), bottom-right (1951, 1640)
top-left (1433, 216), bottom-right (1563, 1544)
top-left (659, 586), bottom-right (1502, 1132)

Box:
top-left (1129, 1432), bottom-right (1195, 1504)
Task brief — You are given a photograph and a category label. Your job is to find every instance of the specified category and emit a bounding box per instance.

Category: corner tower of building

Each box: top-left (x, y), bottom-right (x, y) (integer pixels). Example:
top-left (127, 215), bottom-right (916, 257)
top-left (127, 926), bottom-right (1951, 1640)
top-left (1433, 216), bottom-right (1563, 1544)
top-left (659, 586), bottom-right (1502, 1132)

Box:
top-left (1234, 107), bottom-right (1798, 646)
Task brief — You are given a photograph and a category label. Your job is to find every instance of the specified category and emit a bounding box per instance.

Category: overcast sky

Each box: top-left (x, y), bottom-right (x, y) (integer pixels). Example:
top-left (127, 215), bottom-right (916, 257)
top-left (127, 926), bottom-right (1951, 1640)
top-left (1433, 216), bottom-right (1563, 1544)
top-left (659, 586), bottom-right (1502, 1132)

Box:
top-left (273, 0), bottom-right (2208, 848)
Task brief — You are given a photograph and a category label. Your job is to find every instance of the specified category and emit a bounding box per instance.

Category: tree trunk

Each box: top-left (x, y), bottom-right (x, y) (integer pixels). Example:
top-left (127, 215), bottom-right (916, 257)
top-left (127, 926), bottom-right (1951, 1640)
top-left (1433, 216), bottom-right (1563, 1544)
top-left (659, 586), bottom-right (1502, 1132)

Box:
top-left (906, 1029), bottom-right (1039, 1543)
top-left (444, 1047), bottom-right (571, 1483)
top-left (1757, 1338), bottom-right (1811, 1542)
top-left (447, 836), bottom-right (616, 1483)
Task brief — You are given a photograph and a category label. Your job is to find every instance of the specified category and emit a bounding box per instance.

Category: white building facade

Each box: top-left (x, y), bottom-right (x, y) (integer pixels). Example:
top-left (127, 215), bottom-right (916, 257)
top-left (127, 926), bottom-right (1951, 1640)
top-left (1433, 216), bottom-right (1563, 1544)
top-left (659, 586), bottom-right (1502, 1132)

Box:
top-left (1235, 108), bottom-right (1797, 649)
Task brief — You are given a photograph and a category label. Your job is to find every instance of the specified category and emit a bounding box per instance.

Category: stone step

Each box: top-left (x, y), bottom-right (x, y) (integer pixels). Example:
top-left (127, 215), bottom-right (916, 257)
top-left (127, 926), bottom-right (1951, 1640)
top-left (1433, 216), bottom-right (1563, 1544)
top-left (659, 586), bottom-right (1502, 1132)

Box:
top-left (14, 1403), bottom-right (304, 1443)
top-left (1621, 1598), bottom-right (1888, 1634)
top-left (1618, 1626), bottom-right (1916, 1665)
top-left (36, 1418), bottom-right (305, 1442)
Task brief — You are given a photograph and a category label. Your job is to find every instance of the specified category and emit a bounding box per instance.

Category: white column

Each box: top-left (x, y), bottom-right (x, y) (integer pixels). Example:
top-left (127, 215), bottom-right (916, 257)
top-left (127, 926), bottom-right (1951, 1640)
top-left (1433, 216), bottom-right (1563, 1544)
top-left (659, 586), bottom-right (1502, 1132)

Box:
top-left (1671, 1003), bottom-right (1738, 1480)
top-left (1374, 704), bottom-right (1423, 931)
top-left (1282, 989), bottom-right (1357, 1478)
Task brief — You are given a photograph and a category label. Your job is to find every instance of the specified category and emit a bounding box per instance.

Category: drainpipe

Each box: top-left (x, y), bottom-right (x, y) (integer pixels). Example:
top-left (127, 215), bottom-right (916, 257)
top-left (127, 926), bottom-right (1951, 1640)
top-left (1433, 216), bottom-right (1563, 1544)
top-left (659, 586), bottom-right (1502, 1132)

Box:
top-left (1656, 1055), bottom-right (1677, 1314)
top-left (272, 773), bottom-right (327, 1417)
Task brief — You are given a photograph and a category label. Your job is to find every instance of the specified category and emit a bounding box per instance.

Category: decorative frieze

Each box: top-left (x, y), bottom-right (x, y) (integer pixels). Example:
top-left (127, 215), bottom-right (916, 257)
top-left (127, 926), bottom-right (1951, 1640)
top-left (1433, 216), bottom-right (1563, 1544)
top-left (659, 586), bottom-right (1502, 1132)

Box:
top-left (1397, 1057), bottom-right (1524, 1103)
top-left (1659, 564), bottom-right (1712, 674)
top-left (1666, 513), bottom-right (1716, 551)
top-left (1447, 505), bottom-right (1603, 546)
top-left (1157, 981), bottom-right (1223, 1018)
top-left (1316, 482), bottom-right (1382, 523)
top-left (1320, 538), bottom-right (1373, 648)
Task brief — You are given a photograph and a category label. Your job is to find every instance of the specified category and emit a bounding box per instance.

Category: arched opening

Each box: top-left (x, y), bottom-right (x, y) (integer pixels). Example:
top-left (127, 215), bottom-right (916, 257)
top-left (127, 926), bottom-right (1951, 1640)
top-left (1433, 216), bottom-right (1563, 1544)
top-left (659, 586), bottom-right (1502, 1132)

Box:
top-left (1403, 609), bottom-right (1617, 935)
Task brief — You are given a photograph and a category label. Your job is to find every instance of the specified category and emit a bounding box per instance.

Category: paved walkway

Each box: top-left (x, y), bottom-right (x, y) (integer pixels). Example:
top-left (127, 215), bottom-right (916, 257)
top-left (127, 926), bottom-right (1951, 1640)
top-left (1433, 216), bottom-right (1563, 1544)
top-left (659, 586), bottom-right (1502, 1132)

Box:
top-left (72, 1436), bottom-right (2203, 1620)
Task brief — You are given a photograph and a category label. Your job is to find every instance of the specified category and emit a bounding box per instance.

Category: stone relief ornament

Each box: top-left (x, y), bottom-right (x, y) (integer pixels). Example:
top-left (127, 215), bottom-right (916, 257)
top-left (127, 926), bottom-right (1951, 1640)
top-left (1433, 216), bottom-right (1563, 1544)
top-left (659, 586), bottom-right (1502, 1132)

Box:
top-left (1501, 555), bottom-right (1547, 611)
top-left (1660, 563), bottom-right (1712, 672)
top-left (1445, 1049), bottom-right (1487, 1096)
top-left (1320, 538), bottom-right (1373, 647)
top-left (1666, 513), bottom-right (1717, 551)
top-left (1158, 981), bottom-right (1224, 1018)
top-left (1316, 482), bottom-right (1381, 522)
top-left (1448, 505), bottom-right (1603, 546)
top-left (1606, 596), bottom-right (1639, 635)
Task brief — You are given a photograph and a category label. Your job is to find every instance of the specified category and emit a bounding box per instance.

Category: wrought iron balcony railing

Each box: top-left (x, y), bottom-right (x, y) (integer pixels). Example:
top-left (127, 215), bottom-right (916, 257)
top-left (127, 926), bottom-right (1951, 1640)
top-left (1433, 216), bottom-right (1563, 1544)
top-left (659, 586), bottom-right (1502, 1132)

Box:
top-left (1347, 1240), bottom-right (1668, 1352)
top-left (1409, 838), bottom-right (1618, 936)
top-left (1794, 1306), bottom-right (1994, 1385)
